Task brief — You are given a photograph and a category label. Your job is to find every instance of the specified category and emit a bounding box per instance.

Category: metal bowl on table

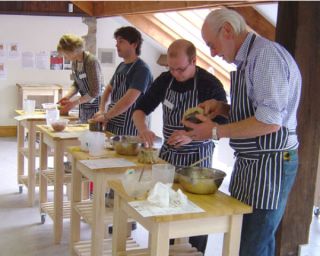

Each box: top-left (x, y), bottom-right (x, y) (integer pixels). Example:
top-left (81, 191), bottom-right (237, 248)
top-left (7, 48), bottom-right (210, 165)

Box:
top-left (176, 167), bottom-right (226, 195)
top-left (112, 135), bottom-right (141, 156)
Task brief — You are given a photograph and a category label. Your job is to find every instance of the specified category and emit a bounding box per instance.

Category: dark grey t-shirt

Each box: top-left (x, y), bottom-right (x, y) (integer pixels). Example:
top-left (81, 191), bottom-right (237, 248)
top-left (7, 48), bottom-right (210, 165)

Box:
top-left (110, 58), bottom-right (153, 93)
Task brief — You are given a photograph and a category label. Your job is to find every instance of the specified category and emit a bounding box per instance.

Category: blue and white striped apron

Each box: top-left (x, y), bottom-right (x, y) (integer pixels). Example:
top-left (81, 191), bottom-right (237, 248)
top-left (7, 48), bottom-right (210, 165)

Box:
top-left (159, 70), bottom-right (213, 167)
top-left (229, 34), bottom-right (295, 209)
top-left (106, 60), bottom-right (138, 136)
top-left (73, 52), bottom-right (101, 123)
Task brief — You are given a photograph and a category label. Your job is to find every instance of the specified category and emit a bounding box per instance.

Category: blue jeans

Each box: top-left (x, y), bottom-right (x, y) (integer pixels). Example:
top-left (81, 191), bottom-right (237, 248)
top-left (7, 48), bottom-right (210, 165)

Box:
top-left (239, 150), bottom-right (298, 256)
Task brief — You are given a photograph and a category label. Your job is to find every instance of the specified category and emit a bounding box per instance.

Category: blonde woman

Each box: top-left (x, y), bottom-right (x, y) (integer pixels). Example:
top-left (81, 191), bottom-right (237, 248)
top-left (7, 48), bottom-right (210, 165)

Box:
top-left (57, 34), bottom-right (103, 123)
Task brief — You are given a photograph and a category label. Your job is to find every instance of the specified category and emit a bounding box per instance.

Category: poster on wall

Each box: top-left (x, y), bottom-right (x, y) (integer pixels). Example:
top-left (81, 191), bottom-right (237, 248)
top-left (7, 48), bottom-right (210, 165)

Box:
top-left (0, 62), bottom-right (7, 80)
top-left (21, 51), bottom-right (34, 68)
top-left (50, 51), bottom-right (63, 70)
top-left (35, 51), bottom-right (49, 70)
top-left (8, 42), bottom-right (20, 59)
top-left (63, 58), bottom-right (72, 70)
top-left (0, 42), bottom-right (6, 60)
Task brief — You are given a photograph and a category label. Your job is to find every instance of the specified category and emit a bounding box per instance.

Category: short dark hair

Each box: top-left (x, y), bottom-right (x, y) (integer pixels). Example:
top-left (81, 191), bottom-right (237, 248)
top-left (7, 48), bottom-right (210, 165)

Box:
top-left (114, 26), bottom-right (143, 55)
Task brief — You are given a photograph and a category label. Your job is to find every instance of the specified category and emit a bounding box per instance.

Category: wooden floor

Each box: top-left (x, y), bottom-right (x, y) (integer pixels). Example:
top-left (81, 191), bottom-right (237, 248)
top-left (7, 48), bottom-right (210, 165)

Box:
top-left (0, 137), bottom-right (319, 256)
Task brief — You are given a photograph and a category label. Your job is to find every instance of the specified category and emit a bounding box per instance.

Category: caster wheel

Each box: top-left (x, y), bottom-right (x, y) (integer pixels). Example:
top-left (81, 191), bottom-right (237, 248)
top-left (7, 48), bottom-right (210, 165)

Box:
top-left (19, 186), bottom-right (23, 193)
top-left (314, 207), bottom-right (320, 217)
top-left (108, 225), bottom-right (113, 234)
top-left (131, 222), bottom-right (137, 231)
top-left (41, 214), bottom-right (46, 224)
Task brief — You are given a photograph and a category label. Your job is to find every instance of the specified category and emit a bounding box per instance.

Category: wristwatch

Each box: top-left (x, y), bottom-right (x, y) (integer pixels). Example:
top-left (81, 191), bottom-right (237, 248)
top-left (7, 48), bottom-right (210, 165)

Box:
top-left (212, 127), bottom-right (219, 140)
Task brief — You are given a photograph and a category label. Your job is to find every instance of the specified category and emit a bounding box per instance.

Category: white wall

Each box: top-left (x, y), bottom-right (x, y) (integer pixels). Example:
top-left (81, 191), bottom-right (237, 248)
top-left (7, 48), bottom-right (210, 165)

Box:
top-left (0, 15), bottom-right (86, 125)
top-left (0, 14), bottom-right (165, 126)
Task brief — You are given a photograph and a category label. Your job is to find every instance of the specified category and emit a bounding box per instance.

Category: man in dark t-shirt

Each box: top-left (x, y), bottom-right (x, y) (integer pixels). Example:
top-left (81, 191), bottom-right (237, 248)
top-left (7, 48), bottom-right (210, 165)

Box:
top-left (133, 39), bottom-right (227, 254)
top-left (93, 26), bottom-right (153, 135)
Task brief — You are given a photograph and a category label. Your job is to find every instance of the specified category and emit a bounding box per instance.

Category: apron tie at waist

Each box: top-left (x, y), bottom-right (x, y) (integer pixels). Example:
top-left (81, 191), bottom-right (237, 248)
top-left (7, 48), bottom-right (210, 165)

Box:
top-left (235, 148), bottom-right (297, 160)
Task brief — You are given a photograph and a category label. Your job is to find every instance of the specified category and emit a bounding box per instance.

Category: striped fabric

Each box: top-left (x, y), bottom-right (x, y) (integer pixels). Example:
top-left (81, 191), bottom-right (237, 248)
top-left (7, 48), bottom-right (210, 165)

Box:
top-left (159, 71), bottom-right (213, 168)
top-left (229, 35), bottom-right (292, 210)
top-left (106, 60), bottom-right (138, 136)
top-left (234, 32), bottom-right (301, 149)
top-left (73, 52), bottom-right (101, 123)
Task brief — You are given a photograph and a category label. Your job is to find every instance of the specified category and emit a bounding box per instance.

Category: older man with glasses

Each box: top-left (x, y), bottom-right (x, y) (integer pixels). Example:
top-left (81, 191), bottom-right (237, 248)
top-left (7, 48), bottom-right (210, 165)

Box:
top-left (184, 8), bottom-right (302, 256)
top-left (132, 38), bottom-right (227, 254)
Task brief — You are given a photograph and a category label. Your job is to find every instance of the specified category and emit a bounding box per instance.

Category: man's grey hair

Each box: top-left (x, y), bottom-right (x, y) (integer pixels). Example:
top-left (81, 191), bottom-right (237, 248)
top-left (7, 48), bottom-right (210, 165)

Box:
top-left (203, 8), bottom-right (247, 35)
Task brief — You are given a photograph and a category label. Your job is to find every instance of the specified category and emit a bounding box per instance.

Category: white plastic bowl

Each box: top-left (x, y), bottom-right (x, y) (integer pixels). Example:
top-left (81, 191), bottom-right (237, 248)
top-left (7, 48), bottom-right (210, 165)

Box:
top-left (122, 171), bottom-right (153, 198)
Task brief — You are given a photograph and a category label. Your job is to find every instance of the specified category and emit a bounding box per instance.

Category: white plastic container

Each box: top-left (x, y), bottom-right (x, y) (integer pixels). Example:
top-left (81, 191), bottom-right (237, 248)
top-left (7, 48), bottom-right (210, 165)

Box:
top-left (152, 164), bottom-right (175, 186)
top-left (88, 132), bottom-right (105, 156)
top-left (42, 103), bottom-right (60, 125)
top-left (23, 99), bottom-right (36, 114)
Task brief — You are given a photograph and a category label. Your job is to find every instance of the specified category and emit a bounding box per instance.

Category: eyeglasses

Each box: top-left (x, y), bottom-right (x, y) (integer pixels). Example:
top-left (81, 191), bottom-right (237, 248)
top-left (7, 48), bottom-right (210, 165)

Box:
top-left (168, 63), bottom-right (191, 74)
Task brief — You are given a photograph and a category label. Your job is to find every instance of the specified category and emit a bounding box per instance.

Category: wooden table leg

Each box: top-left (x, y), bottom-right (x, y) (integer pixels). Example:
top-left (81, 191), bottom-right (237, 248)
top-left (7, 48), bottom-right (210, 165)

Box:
top-left (54, 140), bottom-right (64, 244)
top-left (70, 156), bottom-right (82, 256)
top-left (222, 214), bottom-right (243, 256)
top-left (112, 192), bottom-right (128, 256)
top-left (39, 133), bottom-right (48, 217)
top-left (27, 121), bottom-right (36, 207)
top-left (17, 121), bottom-right (24, 189)
top-left (150, 222), bottom-right (170, 256)
top-left (91, 174), bottom-right (107, 256)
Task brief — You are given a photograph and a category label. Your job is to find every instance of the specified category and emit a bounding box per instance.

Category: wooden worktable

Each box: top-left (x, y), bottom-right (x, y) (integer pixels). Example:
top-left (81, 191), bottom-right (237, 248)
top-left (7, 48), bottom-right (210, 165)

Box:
top-left (15, 109), bottom-right (78, 206)
top-left (69, 146), bottom-right (163, 256)
top-left (38, 124), bottom-right (89, 244)
top-left (109, 180), bottom-right (252, 256)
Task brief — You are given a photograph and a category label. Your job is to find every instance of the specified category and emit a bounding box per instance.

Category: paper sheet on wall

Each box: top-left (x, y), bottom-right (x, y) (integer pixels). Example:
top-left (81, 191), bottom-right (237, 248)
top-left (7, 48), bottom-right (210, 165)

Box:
top-left (129, 200), bottom-right (205, 217)
top-left (0, 62), bottom-right (7, 80)
top-left (0, 42), bottom-right (6, 60)
top-left (21, 51), bottom-right (34, 68)
top-left (80, 158), bottom-right (136, 170)
top-left (35, 51), bottom-right (49, 70)
top-left (8, 42), bottom-right (19, 59)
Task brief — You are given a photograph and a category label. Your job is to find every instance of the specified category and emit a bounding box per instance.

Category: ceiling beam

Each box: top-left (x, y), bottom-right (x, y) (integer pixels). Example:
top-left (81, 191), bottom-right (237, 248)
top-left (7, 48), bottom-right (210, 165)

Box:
top-left (230, 6), bottom-right (275, 41)
top-left (72, 1), bottom-right (94, 16)
top-left (0, 1), bottom-right (87, 17)
top-left (92, 1), bottom-right (273, 17)
top-left (124, 14), bottom-right (231, 91)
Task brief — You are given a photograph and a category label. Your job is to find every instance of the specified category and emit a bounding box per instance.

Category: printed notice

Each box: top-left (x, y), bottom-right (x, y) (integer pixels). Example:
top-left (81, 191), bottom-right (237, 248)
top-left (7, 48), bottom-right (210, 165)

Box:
top-left (35, 51), bottom-right (49, 70)
top-left (21, 51), bottom-right (34, 68)
top-left (0, 42), bottom-right (6, 60)
top-left (50, 51), bottom-right (63, 70)
top-left (8, 42), bottom-right (19, 59)
top-left (0, 62), bottom-right (7, 80)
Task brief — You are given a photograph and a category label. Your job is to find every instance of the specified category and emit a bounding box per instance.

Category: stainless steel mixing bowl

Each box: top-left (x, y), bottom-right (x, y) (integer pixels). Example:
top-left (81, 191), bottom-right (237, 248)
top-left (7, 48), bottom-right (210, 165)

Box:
top-left (176, 167), bottom-right (226, 195)
top-left (112, 135), bottom-right (141, 156)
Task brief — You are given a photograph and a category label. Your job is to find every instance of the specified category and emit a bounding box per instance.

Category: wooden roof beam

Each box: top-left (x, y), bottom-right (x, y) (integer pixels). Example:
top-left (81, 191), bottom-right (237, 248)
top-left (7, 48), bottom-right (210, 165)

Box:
top-left (72, 1), bottom-right (94, 16)
top-left (92, 1), bottom-right (272, 17)
top-left (124, 14), bottom-right (231, 91)
top-left (230, 6), bottom-right (275, 41)
top-left (0, 1), bottom-right (87, 16)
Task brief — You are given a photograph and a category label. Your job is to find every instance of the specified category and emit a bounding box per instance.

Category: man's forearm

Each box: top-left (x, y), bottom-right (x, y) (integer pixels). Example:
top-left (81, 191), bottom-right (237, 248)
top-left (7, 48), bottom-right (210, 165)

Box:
top-left (132, 110), bottom-right (148, 132)
top-left (105, 89), bottom-right (140, 119)
top-left (218, 116), bottom-right (280, 139)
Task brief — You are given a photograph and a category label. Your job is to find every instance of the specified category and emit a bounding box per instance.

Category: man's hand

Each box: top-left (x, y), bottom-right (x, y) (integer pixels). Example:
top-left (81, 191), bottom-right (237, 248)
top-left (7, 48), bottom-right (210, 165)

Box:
top-left (93, 110), bottom-right (104, 119)
top-left (167, 130), bottom-right (192, 148)
top-left (198, 99), bottom-right (224, 119)
top-left (183, 114), bottom-right (217, 140)
top-left (92, 112), bottom-right (107, 123)
top-left (138, 129), bottom-right (156, 148)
